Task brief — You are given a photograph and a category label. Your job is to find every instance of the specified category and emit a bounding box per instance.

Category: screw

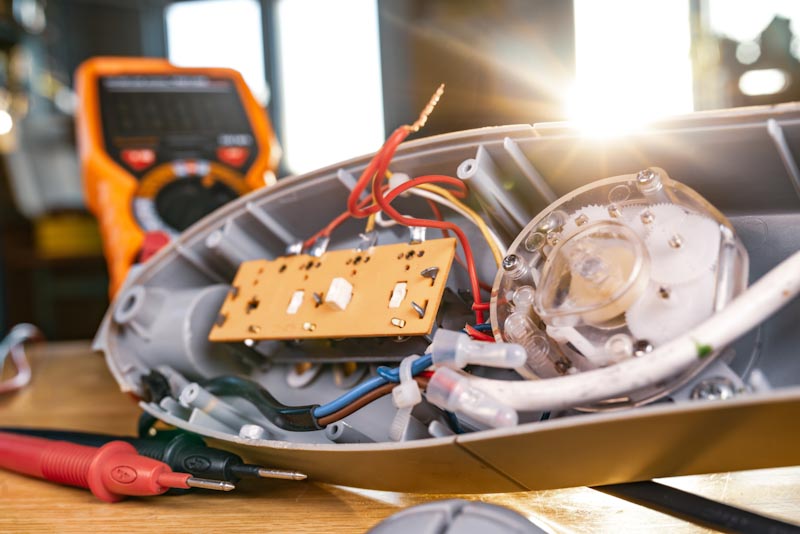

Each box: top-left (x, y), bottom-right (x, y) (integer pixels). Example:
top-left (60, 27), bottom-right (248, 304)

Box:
top-left (640, 209), bottom-right (655, 225)
top-left (607, 204), bottom-right (622, 218)
top-left (637, 169), bottom-right (657, 184)
top-left (303, 322), bottom-right (316, 332)
top-left (658, 286), bottom-right (671, 299)
top-left (575, 214), bottom-right (589, 227)
top-left (690, 377), bottom-right (737, 401)
top-left (633, 339), bottom-right (653, 357)
top-left (502, 254), bottom-right (520, 271)
top-left (668, 234), bottom-right (684, 249)
top-left (391, 317), bottom-right (406, 328)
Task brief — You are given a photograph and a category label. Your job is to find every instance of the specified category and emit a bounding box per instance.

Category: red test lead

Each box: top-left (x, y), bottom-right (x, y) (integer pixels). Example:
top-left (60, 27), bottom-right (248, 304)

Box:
top-left (0, 431), bottom-right (234, 502)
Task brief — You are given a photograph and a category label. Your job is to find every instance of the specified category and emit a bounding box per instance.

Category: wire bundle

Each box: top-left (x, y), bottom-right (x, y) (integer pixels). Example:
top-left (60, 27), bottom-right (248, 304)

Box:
top-left (302, 85), bottom-right (496, 322)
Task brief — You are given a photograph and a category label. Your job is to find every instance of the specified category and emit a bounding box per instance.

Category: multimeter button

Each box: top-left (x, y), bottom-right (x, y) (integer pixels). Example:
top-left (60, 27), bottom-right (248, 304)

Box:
top-left (217, 146), bottom-right (249, 168)
top-left (121, 148), bottom-right (156, 171)
top-left (138, 230), bottom-right (171, 263)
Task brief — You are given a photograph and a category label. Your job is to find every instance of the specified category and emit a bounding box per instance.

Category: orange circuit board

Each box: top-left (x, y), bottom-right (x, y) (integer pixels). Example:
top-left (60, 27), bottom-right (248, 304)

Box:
top-left (209, 238), bottom-right (458, 341)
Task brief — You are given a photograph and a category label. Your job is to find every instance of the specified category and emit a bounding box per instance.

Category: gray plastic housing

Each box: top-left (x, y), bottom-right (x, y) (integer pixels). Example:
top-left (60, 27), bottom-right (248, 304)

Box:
top-left (94, 103), bottom-right (800, 493)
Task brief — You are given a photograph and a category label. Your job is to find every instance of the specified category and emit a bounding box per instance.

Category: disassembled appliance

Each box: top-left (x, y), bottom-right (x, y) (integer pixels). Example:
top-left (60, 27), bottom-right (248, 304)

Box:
top-left (92, 91), bottom-right (800, 493)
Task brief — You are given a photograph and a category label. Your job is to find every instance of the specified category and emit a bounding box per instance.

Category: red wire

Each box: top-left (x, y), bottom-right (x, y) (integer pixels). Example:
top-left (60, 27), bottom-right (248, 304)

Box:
top-left (329, 113), bottom-right (487, 321)
top-left (370, 168), bottom-right (485, 323)
top-left (464, 324), bottom-right (495, 342)
top-left (347, 127), bottom-right (410, 218)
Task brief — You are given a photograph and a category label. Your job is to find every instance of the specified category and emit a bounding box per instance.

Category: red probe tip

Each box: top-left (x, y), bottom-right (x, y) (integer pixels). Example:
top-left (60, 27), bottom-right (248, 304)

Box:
top-left (156, 470), bottom-right (235, 492)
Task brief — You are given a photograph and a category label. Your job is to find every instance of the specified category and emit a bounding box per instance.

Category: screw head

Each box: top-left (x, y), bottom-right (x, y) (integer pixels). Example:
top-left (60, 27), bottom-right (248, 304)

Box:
top-left (502, 254), bottom-right (520, 271)
top-left (633, 339), bottom-right (653, 357)
top-left (637, 169), bottom-right (657, 184)
top-left (690, 377), bottom-right (737, 401)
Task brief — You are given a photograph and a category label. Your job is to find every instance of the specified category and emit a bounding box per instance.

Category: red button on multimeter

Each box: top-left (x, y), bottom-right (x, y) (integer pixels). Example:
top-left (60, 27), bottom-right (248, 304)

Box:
top-left (217, 146), bottom-right (250, 168)
top-left (120, 148), bottom-right (156, 171)
top-left (76, 57), bottom-right (280, 296)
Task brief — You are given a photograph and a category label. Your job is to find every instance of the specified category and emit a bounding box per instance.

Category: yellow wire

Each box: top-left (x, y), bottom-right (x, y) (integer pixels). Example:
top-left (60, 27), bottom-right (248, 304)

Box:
top-left (417, 183), bottom-right (503, 266)
top-left (380, 169), bottom-right (502, 265)
top-left (365, 213), bottom-right (376, 233)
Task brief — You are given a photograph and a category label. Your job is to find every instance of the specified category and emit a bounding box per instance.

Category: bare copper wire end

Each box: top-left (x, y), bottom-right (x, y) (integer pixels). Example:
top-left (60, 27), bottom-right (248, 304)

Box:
top-left (406, 83), bottom-right (445, 133)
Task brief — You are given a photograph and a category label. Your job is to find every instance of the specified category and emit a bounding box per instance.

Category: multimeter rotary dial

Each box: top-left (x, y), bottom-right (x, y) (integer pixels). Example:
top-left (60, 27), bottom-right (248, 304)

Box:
top-left (133, 159), bottom-right (249, 236)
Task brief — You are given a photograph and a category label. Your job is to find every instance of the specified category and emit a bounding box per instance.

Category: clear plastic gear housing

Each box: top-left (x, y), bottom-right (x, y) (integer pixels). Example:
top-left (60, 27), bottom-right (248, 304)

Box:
top-left (490, 168), bottom-right (749, 407)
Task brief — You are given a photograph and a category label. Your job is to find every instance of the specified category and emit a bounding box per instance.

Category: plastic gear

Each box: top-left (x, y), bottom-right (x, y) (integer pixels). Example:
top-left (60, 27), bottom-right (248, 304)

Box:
top-left (646, 212), bottom-right (720, 284)
top-left (625, 271), bottom-right (716, 346)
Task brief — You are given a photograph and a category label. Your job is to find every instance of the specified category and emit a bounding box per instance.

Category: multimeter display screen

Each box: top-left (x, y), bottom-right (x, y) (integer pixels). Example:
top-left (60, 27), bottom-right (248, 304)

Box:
top-left (99, 75), bottom-right (251, 138)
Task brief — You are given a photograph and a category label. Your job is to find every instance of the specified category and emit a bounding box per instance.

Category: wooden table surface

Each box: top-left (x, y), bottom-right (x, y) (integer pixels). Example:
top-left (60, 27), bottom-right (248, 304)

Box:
top-left (1, 341), bottom-right (798, 533)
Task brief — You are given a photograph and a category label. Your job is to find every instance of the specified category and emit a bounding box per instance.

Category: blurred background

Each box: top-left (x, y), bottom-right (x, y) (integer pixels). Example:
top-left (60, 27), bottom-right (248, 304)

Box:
top-left (0, 0), bottom-right (799, 340)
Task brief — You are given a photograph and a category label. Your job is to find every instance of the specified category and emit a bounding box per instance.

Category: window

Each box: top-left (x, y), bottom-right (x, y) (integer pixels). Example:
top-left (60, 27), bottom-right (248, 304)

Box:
top-left (165, 0), bottom-right (269, 104)
top-left (274, 0), bottom-right (384, 174)
top-left (568, 0), bottom-right (694, 135)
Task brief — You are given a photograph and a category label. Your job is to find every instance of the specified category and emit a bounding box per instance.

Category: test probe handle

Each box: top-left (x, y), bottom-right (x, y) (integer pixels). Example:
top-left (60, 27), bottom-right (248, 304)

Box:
top-left (0, 431), bottom-right (201, 502)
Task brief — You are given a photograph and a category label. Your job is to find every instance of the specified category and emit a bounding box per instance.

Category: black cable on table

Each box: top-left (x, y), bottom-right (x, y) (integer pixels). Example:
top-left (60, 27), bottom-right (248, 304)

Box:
top-left (595, 480), bottom-right (800, 533)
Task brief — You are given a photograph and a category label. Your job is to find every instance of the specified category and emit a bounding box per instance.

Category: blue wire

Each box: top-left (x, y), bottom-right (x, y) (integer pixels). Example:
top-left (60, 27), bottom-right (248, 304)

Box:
top-left (471, 323), bottom-right (493, 333)
top-left (313, 354), bottom-right (433, 418)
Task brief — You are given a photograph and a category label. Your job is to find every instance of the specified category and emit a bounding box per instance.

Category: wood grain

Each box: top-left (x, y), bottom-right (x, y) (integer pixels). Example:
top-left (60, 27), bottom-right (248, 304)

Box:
top-left (0, 342), bottom-right (798, 533)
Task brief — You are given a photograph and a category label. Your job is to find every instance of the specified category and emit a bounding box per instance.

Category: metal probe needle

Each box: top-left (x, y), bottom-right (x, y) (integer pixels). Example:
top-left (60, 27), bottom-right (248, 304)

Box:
top-left (186, 477), bottom-right (236, 491)
top-left (256, 468), bottom-right (308, 481)
top-left (231, 464), bottom-right (308, 481)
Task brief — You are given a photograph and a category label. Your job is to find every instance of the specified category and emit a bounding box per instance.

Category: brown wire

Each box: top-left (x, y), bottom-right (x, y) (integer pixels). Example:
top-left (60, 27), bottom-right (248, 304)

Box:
top-left (317, 376), bottom-right (430, 427)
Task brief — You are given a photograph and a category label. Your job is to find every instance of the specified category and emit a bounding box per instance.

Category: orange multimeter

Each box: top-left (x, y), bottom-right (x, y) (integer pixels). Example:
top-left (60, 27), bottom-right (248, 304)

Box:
top-left (75, 57), bottom-right (280, 296)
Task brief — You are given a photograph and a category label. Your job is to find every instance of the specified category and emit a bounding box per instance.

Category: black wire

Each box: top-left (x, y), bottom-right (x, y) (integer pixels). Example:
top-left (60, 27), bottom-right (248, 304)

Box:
top-left (137, 411), bottom-right (160, 438)
top-left (203, 375), bottom-right (322, 432)
top-left (595, 480), bottom-right (800, 534)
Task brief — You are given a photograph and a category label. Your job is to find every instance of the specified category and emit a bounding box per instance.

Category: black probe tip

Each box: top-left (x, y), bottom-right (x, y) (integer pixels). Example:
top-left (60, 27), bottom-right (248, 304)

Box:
top-left (230, 464), bottom-right (308, 481)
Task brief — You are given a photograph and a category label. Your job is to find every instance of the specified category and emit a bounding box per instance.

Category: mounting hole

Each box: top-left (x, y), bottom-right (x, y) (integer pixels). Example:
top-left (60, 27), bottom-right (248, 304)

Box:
top-left (354, 255), bottom-right (363, 265)
top-left (246, 297), bottom-right (260, 313)
top-left (113, 286), bottom-right (146, 325)
top-left (258, 267), bottom-right (265, 274)
top-left (351, 269), bottom-right (357, 276)
top-left (405, 264), bottom-right (410, 271)
top-left (364, 256), bottom-right (371, 263)
top-left (397, 253), bottom-right (403, 260)
top-left (417, 250), bottom-right (425, 257)
top-left (405, 250), bottom-right (415, 260)
top-left (279, 264), bottom-right (287, 273)
top-left (303, 274), bottom-right (309, 281)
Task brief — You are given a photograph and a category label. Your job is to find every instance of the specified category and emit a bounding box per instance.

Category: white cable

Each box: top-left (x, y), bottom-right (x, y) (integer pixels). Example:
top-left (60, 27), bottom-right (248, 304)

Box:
top-left (467, 250), bottom-right (800, 412)
top-left (408, 188), bottom-right (508, 256)
top-left (374, 210), bottom-right (399, 228)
